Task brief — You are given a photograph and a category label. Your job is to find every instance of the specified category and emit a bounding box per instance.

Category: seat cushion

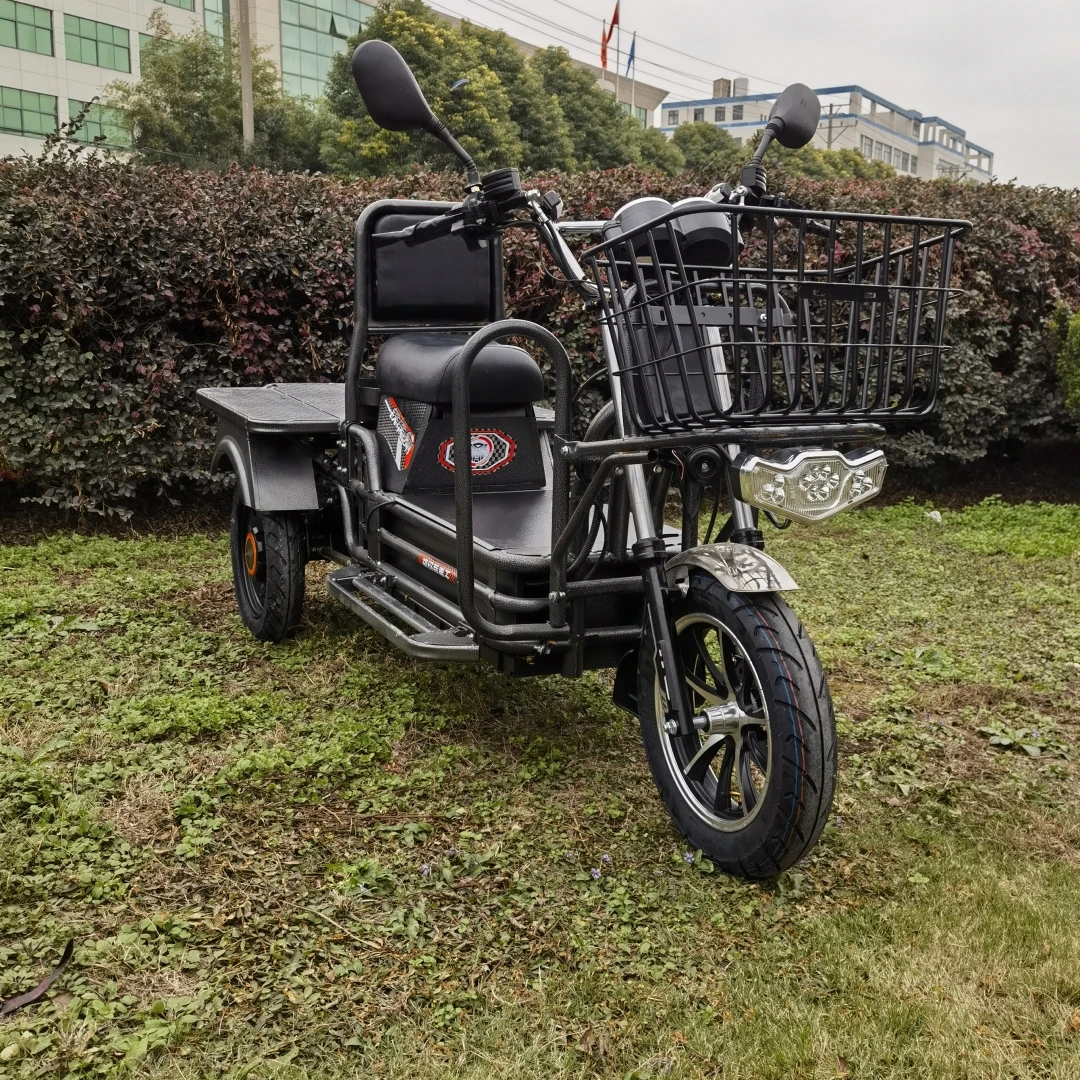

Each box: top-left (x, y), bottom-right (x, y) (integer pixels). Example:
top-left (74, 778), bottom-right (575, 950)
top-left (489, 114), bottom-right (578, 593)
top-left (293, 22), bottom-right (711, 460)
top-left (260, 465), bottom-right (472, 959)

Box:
top-left (376, 333), bottom-right (545, 407)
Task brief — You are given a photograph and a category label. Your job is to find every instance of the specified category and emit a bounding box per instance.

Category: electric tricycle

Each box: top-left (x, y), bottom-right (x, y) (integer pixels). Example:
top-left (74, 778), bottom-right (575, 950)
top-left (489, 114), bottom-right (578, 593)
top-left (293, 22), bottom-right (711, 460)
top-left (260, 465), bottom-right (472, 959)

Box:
top-left (198, 41), bottom-right (969, 878)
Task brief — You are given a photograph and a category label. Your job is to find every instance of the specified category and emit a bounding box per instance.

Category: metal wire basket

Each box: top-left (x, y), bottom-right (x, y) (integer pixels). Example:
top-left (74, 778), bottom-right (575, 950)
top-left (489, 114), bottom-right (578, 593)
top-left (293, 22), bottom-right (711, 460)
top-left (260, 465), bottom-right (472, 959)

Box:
top-left (581, 203), bottom-right (970, 435)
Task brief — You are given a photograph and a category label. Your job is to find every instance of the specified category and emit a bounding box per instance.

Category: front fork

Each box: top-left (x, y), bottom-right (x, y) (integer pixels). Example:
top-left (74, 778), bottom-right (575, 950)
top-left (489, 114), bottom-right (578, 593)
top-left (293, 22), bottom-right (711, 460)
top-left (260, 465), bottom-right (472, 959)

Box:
top-left (603, 327), bottom-right (759, 739)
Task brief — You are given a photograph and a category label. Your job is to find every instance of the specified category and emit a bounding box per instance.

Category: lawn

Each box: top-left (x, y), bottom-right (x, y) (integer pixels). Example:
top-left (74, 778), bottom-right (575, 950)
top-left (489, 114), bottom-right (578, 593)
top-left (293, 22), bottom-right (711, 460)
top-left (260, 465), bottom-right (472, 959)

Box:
top-left (1, 497), bottom-right (1079, 1079)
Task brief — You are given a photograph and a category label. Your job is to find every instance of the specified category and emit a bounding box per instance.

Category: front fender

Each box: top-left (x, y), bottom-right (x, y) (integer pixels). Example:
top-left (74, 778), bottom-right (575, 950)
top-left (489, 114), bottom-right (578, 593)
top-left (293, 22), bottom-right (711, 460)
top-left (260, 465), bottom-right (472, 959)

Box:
top-left (666, 543), bottom-right (799, 593)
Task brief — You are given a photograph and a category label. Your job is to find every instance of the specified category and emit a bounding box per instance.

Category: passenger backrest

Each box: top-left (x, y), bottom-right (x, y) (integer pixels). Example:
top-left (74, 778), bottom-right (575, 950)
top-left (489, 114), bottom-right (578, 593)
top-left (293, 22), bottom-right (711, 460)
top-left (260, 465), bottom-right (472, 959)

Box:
top-left (357, 200), bottom-right (505, 332)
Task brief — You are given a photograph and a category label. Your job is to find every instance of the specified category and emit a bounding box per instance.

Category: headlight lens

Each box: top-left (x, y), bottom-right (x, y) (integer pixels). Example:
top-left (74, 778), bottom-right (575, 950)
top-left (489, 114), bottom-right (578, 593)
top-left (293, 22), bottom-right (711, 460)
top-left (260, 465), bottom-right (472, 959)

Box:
top-left (736, 447), bottom-right (887, 524)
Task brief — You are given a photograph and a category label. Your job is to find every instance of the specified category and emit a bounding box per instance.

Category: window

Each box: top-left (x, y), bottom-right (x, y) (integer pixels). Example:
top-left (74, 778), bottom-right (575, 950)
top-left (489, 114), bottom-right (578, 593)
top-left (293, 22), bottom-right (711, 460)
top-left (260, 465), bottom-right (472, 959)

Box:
top-left (204, 0), bottom-right (227, 39)
top-left (860, 134), bottom-right (873, 158)
top-left (692, 107), bottom-right (704, 122)
top-left (157, 0), bottom-right (193, 9)
top-left (713, 106), bottom-right (725, 122)
top-left (0, 84), bottom-right (56, 136)
top-left (733, 136), bottom-right (742, 146)
top-left (64, 15), bottom-right (130, 71)
top-left (731, 104), bottom-right (743, 121)
top-left (280, 0), bottom-right (374, 98)
top-left (666, 109), bottom-right (678, 126)
top-left (0, 0), bottom-right (52, 55)
top-left (69, 99), bottom-right (130, 146)
top-left (620, 101), bottom-right (647, 125)
top-left (911, 156), bottom-right (918, 173)
top-left (873, 141), bottom-right (883, 160)
top-left (900, 151), bottom-right (910, 171)
top-left (911, 118), bottom-right (920, 138)
top-left (881, 145), bottom-right (892, 165)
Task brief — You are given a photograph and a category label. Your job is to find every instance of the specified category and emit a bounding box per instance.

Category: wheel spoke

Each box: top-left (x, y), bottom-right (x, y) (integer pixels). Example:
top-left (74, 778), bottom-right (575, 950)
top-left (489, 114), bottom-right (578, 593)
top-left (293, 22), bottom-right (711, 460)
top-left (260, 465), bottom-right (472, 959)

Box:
top-left (737, 741), bottom-right (759, 815)
top-left (684, 669), bottom-right (725, 706)
top-left (713, 739), bottom-right (736, 814)
top-left (683, 733), bottom-right (730, 783)
top-left (743, 725), bottom-right (769, 771)
top-left (689, 628), bottom-right (730, 699)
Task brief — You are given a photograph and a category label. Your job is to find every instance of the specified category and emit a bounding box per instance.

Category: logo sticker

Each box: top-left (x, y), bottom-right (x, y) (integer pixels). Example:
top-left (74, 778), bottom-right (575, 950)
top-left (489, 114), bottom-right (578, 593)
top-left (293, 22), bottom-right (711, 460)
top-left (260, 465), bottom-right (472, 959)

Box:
top-left (383, 397), bottom-right (414, 471)
top-left (417, 553), bottom-right (457, 583)
top-left (438, 430), bottom-right (515, 475)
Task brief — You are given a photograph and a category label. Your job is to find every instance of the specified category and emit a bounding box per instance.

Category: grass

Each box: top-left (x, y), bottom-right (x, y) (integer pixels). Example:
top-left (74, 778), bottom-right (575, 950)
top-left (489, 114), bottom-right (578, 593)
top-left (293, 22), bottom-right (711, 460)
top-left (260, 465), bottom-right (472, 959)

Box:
top-left (1, 497), bottom-right (1079, 1078)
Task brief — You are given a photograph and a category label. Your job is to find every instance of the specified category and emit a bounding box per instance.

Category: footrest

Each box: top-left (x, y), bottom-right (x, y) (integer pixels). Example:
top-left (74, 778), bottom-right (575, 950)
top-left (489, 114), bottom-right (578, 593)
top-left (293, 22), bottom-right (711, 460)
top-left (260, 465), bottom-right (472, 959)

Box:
top-left (326, 566), bottom-right (478, 662)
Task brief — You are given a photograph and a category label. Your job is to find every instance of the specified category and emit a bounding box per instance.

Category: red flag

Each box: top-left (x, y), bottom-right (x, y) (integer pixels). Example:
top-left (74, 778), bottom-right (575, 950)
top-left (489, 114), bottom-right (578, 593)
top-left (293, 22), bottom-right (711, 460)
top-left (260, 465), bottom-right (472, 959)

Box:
top-left (600, 2), bottom-right (619, 67)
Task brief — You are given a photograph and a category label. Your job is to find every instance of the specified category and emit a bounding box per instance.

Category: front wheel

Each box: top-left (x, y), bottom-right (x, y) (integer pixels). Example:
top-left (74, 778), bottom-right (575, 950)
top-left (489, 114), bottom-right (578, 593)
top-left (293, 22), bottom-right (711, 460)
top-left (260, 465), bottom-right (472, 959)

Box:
top-left (638, 571), bottom-right (836, 879)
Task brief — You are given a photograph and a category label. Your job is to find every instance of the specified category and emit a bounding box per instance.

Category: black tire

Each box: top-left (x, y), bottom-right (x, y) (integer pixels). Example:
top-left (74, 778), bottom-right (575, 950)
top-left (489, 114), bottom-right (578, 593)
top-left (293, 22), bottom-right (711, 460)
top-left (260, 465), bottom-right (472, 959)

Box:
top-left (638, 570), bottom-right (836, 879)
top-left (230, 487), bottom-right (306, 643)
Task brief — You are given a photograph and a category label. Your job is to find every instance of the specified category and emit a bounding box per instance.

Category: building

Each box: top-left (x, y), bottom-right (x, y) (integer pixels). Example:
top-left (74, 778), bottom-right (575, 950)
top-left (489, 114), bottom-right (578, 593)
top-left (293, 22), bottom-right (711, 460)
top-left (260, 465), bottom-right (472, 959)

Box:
top-left (0, 0), bottom-right (666, 157)
top-left (661, 82), bottom-right (994, 183)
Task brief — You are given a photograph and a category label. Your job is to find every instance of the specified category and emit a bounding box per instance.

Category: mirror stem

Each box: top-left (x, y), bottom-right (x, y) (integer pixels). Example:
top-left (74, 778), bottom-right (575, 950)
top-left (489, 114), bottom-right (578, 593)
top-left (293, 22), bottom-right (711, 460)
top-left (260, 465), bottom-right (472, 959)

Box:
top-left (427, 116), bottom-right (481, 190)
top-left (752, 123), bottom-right (780, 165)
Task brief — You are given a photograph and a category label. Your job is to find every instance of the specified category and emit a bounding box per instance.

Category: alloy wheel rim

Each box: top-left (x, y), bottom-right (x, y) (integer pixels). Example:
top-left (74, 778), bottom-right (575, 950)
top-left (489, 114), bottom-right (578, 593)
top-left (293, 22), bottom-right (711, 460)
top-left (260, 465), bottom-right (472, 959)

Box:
top-left (655, 612), bottom-right (771, 832)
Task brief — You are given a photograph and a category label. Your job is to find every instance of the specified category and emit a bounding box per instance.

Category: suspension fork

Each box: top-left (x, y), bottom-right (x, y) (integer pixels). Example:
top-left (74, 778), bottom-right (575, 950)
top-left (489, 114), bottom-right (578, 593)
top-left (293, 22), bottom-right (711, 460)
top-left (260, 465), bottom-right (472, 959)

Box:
top-left (602, 327), bottom-right (697, 737)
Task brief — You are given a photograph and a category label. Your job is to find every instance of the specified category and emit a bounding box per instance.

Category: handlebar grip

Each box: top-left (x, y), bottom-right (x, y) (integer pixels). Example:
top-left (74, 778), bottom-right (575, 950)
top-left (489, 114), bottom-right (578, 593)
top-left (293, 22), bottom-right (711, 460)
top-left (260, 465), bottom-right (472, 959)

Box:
top-left (371, 209), bottom-right (464, 249)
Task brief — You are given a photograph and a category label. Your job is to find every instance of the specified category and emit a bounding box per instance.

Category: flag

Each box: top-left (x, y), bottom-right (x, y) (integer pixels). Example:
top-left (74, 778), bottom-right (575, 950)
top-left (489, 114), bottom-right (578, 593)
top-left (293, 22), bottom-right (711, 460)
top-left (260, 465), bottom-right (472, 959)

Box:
top-left (624, 31), bottom-right (635, 77)
top-left (600, 22), bottom-right (608, 69)
top-left (608, 1), bottom-right (620, 32)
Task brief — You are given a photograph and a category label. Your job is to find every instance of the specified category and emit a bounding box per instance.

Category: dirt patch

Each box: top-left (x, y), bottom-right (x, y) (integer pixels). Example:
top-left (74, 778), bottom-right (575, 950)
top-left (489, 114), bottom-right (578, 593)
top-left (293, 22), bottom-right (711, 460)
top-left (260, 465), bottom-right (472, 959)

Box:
top-left (122, 967), bottom-right (200, 1008)
top-left (101, 775), bottom-right (175, 847)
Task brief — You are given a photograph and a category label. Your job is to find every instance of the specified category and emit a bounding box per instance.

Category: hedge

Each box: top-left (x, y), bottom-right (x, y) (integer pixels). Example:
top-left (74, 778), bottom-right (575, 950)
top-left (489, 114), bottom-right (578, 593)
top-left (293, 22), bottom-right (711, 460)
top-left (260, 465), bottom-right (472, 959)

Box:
top-left (1, 156), bottom-right (1078, 513)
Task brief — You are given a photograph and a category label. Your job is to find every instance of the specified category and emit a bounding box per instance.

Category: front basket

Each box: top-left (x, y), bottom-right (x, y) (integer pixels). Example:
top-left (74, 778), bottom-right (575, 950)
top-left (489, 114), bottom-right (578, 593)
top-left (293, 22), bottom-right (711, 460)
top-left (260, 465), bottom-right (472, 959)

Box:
top-left (582, 203), bottom-right (970, 435)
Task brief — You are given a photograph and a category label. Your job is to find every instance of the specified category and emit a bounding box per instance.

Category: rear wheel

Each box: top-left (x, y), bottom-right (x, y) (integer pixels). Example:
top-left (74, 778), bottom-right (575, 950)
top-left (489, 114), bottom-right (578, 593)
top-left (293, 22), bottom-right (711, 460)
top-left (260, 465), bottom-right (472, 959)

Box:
top-left (638, 570), bottom-right (836, 879)
top-left (230, 487), bottom-right (306, 642)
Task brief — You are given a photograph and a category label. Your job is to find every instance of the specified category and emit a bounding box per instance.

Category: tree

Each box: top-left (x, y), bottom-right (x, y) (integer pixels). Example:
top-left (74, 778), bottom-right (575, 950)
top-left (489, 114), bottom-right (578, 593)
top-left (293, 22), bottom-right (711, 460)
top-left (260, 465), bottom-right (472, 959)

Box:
top-left (751, 134), bottom-right (896, 181)
top-left (528, 47), bottom-right (640, 170)
top-left (635, 125), bottom-right (685, 175)
top-left (457, 22), bottom-right (575, 172)
top-left (671, 122), bottom-right (743, 177)
top-left (322, 0), bottom-right (522, 177)
top-left (103, 10), bottom-right (326, 171)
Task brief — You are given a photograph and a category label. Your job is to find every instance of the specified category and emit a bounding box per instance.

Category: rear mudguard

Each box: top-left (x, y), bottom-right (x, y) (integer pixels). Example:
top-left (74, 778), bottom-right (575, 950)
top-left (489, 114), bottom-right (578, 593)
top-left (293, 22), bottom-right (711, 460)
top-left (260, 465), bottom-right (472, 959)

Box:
top-left (611, 543), bottom-right (798, 716)
top-left (210, 419), bottom-right (319, 512)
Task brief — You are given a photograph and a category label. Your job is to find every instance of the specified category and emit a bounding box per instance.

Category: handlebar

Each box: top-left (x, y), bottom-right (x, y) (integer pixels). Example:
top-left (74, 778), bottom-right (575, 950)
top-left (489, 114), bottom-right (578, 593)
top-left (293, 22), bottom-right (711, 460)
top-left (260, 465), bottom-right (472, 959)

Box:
top-left (371, 206), bottom-right (465, 248)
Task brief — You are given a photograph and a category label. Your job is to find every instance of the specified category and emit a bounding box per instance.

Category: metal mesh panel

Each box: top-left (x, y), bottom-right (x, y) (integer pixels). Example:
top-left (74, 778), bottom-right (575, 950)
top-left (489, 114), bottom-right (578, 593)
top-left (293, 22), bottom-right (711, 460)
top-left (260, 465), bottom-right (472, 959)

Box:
top-left (582, 203), bottom-right (969, 435)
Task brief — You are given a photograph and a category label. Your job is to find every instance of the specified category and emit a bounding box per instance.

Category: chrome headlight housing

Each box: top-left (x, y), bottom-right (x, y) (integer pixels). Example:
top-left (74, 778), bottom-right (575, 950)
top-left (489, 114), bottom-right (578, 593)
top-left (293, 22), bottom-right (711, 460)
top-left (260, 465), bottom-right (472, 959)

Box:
top-left (735, 447), bottom-right (887, 524)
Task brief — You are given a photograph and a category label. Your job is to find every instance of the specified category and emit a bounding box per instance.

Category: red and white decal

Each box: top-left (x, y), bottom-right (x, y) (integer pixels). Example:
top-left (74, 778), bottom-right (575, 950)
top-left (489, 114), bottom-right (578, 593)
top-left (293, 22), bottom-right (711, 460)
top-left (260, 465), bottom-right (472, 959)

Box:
top-left (438, 430), bottom-right (515, 475)
top-left (383, 397), bottom-right (415, 470)
top-left (417, 552), bottom-right (457, 583)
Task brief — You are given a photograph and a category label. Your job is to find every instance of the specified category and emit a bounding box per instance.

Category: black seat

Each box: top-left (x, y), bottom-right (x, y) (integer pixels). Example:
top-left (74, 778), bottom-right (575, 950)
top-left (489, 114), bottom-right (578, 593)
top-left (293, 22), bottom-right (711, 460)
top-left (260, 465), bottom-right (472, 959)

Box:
top-left (376, 333), bottom-right (545, 406)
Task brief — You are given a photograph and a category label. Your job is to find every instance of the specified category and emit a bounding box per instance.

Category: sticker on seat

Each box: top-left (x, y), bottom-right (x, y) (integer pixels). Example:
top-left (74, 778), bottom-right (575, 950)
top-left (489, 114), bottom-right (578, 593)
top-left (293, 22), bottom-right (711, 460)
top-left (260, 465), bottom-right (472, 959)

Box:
top-left (438, 431), bottom-right (516, 474)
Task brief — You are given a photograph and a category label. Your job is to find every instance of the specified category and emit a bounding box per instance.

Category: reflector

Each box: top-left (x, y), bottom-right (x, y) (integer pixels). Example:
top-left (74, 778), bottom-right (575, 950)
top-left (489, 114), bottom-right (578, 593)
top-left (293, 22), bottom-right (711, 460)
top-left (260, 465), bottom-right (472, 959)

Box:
top-left (736, 448), bottom-right (887, 524)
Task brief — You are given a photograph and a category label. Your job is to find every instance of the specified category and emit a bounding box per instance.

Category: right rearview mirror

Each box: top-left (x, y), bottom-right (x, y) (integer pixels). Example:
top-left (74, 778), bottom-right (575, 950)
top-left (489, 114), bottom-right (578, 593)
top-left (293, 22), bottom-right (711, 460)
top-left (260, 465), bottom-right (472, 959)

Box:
top-left (767, 83), bottom-right (821, 149)
top-left (351, 40), bottom-right (435, 132)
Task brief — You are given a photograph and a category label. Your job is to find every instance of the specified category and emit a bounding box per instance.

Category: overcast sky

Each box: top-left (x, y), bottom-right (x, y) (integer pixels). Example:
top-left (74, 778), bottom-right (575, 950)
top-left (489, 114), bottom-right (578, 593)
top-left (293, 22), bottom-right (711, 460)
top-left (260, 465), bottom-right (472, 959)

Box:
top-left (435, 0), bottom-right (1079, 187)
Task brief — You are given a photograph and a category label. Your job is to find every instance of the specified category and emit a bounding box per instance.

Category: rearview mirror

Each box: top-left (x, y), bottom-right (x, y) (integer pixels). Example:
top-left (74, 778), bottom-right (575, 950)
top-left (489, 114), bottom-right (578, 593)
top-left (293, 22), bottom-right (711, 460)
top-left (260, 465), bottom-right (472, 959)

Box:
top-left (351, 40), bottom-right (435, 132)
top-left (767, 83), bottom-right (821, 149)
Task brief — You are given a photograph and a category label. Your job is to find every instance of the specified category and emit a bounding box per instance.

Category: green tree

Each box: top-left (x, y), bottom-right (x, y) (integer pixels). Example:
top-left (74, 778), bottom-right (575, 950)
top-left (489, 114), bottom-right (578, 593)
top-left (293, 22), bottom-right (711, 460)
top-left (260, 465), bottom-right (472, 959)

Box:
top-left (457, 21), bottom-right (575, 172)
top-left (1054, 306), bottom-right (1080, 419)
top-left (322, 0), bottom-right (521, 177)
top-left (103, 10), bottom-right (326, 171)
top-left (528, 46), bottom-right (640, 169)
top-left (671, 121), bottom-right (743, 177)
top-left (756, 137), bottom-right (896, 180)
top-left (635, 125), bottom-right (685, 175)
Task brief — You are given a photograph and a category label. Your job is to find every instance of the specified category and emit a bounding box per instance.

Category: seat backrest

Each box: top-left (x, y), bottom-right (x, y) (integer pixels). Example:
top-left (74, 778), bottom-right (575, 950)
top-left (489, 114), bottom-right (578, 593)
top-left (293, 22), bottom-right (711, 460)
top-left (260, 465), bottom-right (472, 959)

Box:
top-left (356, 199), bottom-right (505, 334)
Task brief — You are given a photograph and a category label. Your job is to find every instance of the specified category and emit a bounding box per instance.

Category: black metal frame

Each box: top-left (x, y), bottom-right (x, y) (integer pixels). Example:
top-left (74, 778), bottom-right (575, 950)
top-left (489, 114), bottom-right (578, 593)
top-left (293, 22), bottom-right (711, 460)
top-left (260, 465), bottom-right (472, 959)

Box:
top-left (332, 196), bottom-right (961, 672)
top-left (582, 202), bottom-right (970, 435)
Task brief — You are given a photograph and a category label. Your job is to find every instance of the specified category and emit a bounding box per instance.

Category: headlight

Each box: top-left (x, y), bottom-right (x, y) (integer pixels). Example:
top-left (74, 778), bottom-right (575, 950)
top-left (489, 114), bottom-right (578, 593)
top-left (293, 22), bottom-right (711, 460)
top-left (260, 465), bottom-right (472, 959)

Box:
top-left (735, 447), bottom-right (887, 524)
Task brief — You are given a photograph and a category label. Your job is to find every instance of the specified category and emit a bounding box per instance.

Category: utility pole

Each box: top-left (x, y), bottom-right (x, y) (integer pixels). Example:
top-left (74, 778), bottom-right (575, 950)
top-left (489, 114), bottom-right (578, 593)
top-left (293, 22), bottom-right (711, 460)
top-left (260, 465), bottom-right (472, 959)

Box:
top-left (238, 0), bottom-right (254, 149)
top-left (826, 103), bottom-right (835, 149)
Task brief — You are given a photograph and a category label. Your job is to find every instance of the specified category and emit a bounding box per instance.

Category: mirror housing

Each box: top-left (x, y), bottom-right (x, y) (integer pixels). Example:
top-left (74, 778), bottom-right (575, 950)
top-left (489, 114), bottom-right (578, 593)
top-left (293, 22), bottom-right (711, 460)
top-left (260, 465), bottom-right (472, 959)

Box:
top-left (350, 39), bottom-right (480, 187)
top-left (350, 39), bottom-right (435, 132)
top-left (766, 83), bottom-right (821, 149)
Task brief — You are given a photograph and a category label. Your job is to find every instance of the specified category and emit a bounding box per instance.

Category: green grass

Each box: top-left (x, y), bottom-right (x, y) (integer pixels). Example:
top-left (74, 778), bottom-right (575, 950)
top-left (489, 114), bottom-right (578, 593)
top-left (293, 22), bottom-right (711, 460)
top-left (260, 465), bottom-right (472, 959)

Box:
top-left (1, 499), bottom-right (1079, 1078)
